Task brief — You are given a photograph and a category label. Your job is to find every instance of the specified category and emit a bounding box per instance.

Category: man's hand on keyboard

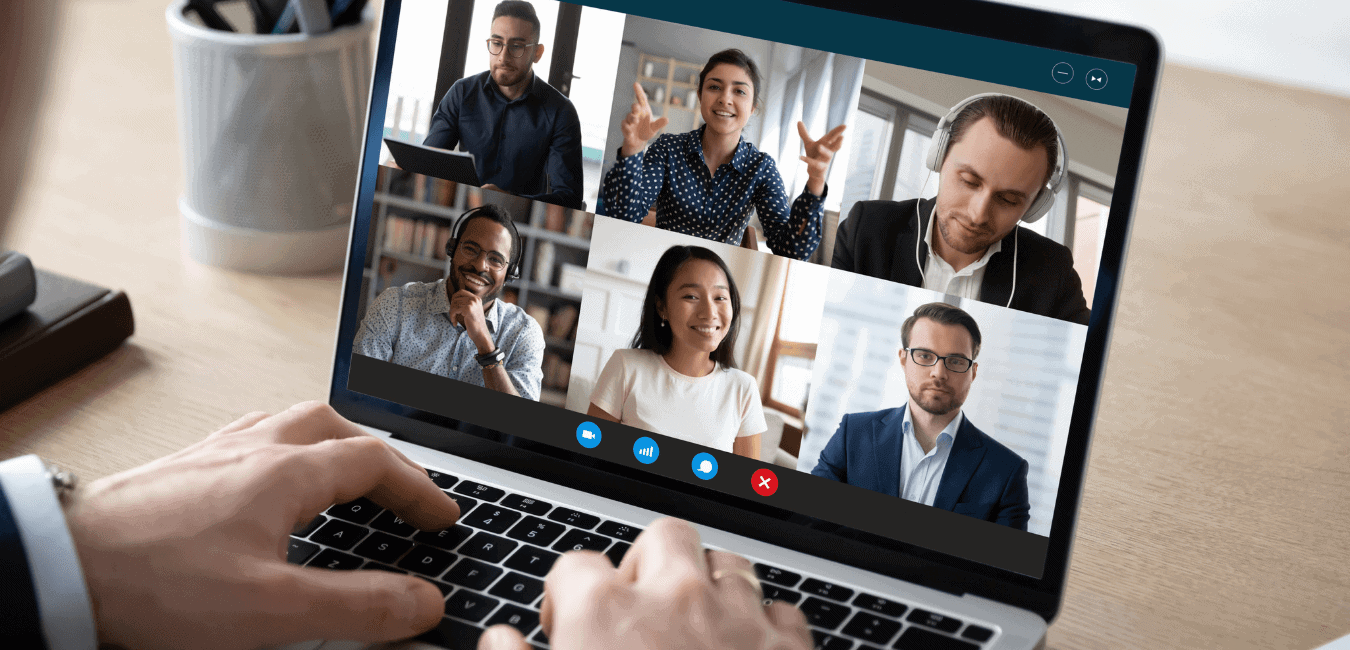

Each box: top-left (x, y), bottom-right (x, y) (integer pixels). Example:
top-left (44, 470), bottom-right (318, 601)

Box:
top-left (479, 518), bottom-right (812, 650)
top-left (64, 401), bottom-right (462, 650)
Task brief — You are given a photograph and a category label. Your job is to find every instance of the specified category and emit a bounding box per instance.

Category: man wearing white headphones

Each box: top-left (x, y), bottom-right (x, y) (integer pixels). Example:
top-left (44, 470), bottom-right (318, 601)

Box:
top-left (832, 94), bottom-right (1091, 325)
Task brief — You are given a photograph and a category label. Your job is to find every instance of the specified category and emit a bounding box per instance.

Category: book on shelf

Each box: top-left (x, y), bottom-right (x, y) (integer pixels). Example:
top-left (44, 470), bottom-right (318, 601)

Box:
top-left (541, 352), bottom-right (571, 391)
top-left (547, 304), bottom-right (579, 340)
top-left (533, 241), bottom-right (555, 285)
top-left (525, 304), bottom-right (550, 333)
top-left (382, 216), bottom-right (450, 261)
top-left (565, 210), bottom-right (593, 239)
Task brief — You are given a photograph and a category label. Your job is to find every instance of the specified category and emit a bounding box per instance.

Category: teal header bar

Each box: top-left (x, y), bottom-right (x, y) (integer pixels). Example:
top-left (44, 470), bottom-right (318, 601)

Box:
top-left (578, 0), bottom-right (1136, 109)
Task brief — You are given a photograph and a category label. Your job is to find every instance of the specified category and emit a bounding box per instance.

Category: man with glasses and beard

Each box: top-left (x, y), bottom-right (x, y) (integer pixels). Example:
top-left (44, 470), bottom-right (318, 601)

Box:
top-left (354, 204), bottom-right (545, 400)
top-left (811, 302), bottom-right (1030, 530)
top-left (423, 0), bottom-right (585, 210)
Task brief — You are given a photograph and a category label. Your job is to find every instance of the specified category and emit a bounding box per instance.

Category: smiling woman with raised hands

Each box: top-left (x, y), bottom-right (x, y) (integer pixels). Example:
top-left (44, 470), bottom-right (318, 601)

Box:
top-left (599, 49), bottom-right (846, 261)
top-left (586, 246), bottom-right (766, 459)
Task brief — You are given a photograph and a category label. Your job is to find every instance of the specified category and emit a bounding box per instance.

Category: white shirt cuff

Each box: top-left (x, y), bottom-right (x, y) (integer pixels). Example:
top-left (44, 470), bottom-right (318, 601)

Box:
top-left (0, 454), bottom-right (98, 650)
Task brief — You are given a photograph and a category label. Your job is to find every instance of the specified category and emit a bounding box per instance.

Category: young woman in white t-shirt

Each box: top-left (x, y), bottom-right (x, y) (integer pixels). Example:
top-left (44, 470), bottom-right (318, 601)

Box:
top-left (587, 246), bottom-right (766, 458)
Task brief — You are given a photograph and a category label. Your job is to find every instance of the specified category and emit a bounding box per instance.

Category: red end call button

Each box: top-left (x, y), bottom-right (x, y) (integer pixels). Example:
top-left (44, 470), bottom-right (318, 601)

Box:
top-left (751, 468), bottom-right (778, 496)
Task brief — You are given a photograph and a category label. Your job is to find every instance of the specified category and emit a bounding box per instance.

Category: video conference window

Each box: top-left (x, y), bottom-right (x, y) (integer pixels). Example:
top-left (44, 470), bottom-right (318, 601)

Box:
top-left (351, 0), bottom-right (1135, 566)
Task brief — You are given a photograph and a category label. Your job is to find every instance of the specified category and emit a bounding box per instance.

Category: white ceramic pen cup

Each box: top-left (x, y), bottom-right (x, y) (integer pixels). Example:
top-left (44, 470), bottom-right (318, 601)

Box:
top-left (166, 1), bottom-right (375, 274)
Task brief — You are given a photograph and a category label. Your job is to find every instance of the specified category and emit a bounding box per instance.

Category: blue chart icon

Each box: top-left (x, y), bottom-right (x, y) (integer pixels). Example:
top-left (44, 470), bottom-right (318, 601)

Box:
top-left (633, 437), bottom-right (660, 464)
top-left (691, 452), bottom-right (718, 480)
top-left (576, 421), bottom-right (602, 449)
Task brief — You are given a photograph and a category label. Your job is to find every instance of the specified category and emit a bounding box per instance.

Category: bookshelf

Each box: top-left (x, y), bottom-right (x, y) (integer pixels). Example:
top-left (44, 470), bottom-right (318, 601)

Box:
top-left (362, 167), bottom-right (592, 406)
top-left (635, 53), bottom-right (706, 134)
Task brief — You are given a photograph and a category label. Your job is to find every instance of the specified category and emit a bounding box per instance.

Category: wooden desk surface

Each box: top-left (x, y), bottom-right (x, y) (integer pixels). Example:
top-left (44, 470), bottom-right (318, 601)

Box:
top-left (2, 2), bottom-right (1347, 648)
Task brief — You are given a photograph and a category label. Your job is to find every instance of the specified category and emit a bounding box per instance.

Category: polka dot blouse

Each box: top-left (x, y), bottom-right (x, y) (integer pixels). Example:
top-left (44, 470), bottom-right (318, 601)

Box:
top-left (599, 127), bottom-right (825, 260)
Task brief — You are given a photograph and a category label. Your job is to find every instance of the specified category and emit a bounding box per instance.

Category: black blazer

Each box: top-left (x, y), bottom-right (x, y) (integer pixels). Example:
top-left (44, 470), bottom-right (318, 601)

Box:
top-left (832, 198), bottom-right (1090, 325)
top-left (0, 481), bottom-right (46, 646)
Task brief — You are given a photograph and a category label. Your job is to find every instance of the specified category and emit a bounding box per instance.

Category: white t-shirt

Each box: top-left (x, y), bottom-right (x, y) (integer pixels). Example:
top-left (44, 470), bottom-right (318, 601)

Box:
top-left (589, 349), bottom-right (768, 452)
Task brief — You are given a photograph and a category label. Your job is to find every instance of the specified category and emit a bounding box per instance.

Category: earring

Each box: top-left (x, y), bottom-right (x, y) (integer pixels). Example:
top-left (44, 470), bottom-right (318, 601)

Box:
top-left (660, 319), bottom-right (668, 329)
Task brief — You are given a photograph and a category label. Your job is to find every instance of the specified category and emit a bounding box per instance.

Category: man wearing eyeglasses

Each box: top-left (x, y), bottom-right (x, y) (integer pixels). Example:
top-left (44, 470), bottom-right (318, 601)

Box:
top-left (810, 302), bottom-right (1030, 530)
top-left (353, 205), bottom-right (545, 400)
top-left (423, 0), bottom-right (585, 210)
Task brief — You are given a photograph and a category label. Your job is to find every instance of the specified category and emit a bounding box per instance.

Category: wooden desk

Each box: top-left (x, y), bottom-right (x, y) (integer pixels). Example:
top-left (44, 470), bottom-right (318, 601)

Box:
top-left (1, 2), bottom-right (1347, 648)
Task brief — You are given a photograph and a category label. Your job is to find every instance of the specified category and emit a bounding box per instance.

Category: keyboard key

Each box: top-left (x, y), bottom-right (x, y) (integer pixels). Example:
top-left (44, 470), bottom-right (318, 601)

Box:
top-left (800, 597), bottom-right (850, 630)
top-left (840, 612), bottom-right (901, 645)
top-left (461, 532), bottom-right (519, 563)
top-left (287, 538), bottom-right (319, 565)
top-left (362, 562), bottom-right (406, 574)
top-left (426, 469), bottom-right (459, 490)
top-left (811, 629), bottom-right (854, 649)
top-left (432, 581), bottom-right (454, 598)
top-left (415, 525), bottom-right (475, 551)
top-left (445, 590), bottom-right (500, 623)
top-left (961, 625), bottom-right (994, 642)
top-left (447, 495), bottom-right (479, 516)
top-left (504, 546), bottom-right (560, 577)
top-left (397, 545), bottom-right (457, 577)
top-left (596, 520), bottom-right (642, 542)
top-left (762, 584), bottom-right (802, 605)
top-left (546, 508), bottom-right (600, 530)
top-left (906, 608), bottom-right (962, 634)
top-left (309, 519), bottom-right (369, 551)
top-left (605, 542), bottom-right (631, 567)
top-left (485, 603), bottom-right (541, 636)
top-left (294, 515), bottom-right (327, 538)
top-left (353, 531), bottom-right (414, 564)
top-left (853, 594), bottom-right (907, 618)
top-left (308, 549), bottom-right (363, 571)
top-left (506, 516), bottom-right (567, 547)
top-left (463, 504), bottom-right (524, 534)
top-left (445, 558), bottom-right (505, 590)
top-left (532, 630), bottom-right (550, 645)
top-left (501, 493), bottom-right (553, 516)
top-left (453, 481), bottom-right (506, 503)
top-left (801, 578), bottom-right (854, 602)
top-left (418, 619), bottom-right (482, 649)
top-left (894, 626), bottom-right (978, 650)
top-left (326, 497), bottom-right (381, 525)
top-left (553, 529), bottom-right (611, 554)
top-left (754, 563), bottom-right (802, 587)
top-left (369, 510), bottom-right (418, 537)
top-left (489, 572), bottom-right (545, 604)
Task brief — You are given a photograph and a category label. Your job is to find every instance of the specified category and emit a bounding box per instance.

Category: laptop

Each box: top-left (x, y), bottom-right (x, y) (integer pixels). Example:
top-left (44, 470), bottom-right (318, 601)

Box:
top-left (383, 138), bottom-right (481, 187)
top-left (298, 0), bottom-right (1161, 648)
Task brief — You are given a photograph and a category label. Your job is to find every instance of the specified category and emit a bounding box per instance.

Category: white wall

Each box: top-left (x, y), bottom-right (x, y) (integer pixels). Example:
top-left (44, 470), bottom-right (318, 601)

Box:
top-left (1001, 0), bottom-right (1350, 98)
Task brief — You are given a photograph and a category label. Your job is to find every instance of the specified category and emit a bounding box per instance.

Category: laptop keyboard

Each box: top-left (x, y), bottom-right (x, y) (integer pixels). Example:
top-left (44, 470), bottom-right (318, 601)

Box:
top-left (287, 466), bottom-right (999, 649)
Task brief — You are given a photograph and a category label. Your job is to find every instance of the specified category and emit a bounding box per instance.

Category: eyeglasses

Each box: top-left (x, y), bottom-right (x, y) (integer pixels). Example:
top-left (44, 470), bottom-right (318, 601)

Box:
top-left (906, 348), bottom-right (974, 373)
top-left (457, 241), bottom-right (508, 273)
top-left (486, 39), bottom-right (538, 59)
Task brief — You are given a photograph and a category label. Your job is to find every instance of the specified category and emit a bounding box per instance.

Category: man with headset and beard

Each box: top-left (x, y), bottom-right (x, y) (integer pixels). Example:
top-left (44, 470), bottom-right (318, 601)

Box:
top-left (832, 94), bottom-right (1091, 325)
top-left (354, 204), bottom-right (545, 400)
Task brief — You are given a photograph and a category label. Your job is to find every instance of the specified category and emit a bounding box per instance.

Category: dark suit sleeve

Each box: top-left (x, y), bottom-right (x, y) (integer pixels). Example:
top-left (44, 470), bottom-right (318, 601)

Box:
top-left (994, 457), bottom-right (1031, 531)
top-left (810, 417), bottom-right (850, 483)
top-left (830, 200), bottom-right (864, 271)
top-left (529, 102), bottom-right (584, 210)
top-left (1053, 256), bottom-right (1091, 325)
top-left (422, 83), bottom-right (463, 150)
top-left (0, 482), bottom-right (47, 647)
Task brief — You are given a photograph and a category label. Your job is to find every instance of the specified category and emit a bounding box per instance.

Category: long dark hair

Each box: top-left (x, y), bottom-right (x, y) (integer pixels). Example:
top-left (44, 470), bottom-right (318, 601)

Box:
top-left (631, 245), bottom-right (742, 369)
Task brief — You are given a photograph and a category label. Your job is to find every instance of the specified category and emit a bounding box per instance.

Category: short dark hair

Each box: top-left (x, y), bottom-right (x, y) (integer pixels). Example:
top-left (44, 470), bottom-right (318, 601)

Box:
top-left (901, 302), bottom-right (982, 360)
top-left (946, 95), bottom-right (1059, 185)
top-left (448, 203), bottom-right (520, 272)
top-left (698, 48), bottom-right (762, 112)
top-left (491, 1), bottom-right (541, 41)
top-left (631, 246), bottom-right (742, 369)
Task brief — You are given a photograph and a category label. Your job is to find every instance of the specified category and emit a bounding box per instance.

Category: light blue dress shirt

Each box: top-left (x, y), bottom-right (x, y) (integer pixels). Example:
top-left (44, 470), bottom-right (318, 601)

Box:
top-left (353, 279), bottom-right (545, 400)
top-left (899, 407), bottom-right (963, 506)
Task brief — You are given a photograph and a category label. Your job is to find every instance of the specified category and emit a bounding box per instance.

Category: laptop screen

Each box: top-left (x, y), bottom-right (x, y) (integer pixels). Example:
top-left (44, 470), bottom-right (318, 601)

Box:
top-left (339, 0), bottom-right (1144, 581)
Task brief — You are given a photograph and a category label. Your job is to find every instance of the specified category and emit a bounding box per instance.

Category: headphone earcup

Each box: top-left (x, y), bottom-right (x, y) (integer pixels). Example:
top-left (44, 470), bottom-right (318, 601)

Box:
top-left (1020, 190), bottom-right (1054, 223)
top-left (445, 238), bottom-right (456, 259)
top-left (925, 128), bottom-right (948, 173)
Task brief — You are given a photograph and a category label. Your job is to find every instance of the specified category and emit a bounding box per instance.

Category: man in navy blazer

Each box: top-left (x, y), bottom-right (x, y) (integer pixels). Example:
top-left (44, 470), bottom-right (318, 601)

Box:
top-left (812, 302), bottom-right (1031, 530)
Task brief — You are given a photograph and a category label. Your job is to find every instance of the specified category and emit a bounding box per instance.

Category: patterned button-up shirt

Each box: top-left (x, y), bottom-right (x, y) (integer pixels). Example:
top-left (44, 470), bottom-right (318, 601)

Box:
top-left (353, 279), bottom-right (545, 400)
top-left (599, 127), bottom-right (825, 260)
